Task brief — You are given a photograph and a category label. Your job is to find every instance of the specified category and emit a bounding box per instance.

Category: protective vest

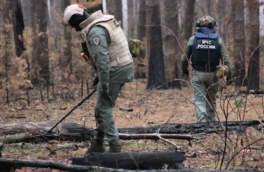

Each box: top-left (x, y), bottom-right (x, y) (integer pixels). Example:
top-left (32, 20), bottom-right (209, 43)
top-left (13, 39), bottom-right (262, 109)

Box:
top-left (80, 11), bottom-right (133, 68)
top-left (191, 27), bottom-right (221, 72)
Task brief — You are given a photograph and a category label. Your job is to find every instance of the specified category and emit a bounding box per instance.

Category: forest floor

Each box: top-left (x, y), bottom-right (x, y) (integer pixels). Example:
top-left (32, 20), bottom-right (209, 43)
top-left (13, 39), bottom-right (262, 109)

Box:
top-left (1, 78), bottom-right (264, 171)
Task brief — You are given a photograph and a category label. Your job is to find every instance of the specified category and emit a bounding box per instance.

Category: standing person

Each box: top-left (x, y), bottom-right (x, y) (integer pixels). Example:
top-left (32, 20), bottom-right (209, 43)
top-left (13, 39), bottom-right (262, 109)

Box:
top-left (63, 4), bottom-right (134, 154)
top-left (181, 16), bottom-right (232, 123)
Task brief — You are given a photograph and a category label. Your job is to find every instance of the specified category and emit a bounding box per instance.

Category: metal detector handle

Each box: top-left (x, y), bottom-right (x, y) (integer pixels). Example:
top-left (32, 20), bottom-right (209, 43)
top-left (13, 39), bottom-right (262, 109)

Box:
top-left (47, 89), bottom-right (97, 133)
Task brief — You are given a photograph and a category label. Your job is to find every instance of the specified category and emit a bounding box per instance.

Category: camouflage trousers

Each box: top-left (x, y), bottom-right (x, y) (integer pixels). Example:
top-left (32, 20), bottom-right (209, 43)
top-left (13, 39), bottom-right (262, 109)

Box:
top-left (93, 82), bottom-right (124, 143)
top-left (192, 71), bottom-right (219, 122)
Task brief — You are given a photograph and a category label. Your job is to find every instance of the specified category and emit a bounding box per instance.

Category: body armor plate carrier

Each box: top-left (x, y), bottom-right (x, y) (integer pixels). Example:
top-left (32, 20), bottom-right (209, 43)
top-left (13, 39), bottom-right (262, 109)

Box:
top-left (191, 27), bottom-right (221, 72)
top-left (80, 11), bottom-right (133, 68)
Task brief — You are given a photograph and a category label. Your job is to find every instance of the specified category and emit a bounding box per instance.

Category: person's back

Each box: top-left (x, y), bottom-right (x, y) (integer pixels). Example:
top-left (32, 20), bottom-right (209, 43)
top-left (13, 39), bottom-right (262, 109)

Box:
top-left (181, 16), bottom-right (232, 123)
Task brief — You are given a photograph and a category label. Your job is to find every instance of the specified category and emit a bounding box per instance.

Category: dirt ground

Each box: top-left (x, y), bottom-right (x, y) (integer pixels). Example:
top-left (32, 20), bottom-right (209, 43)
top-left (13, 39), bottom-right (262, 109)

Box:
top-left (1, 79), bottom-right (264, 171)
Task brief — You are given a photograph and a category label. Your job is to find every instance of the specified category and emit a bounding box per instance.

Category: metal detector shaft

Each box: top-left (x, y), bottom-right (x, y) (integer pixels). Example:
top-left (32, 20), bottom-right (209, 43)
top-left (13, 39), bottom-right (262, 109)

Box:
top-left (47, 89), bottom-right (97, 133)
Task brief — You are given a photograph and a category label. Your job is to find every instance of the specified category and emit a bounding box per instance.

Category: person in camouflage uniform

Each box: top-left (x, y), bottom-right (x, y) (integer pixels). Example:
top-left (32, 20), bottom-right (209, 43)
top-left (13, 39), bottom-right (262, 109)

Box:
top-left (63, 4), bottom-right (134, 154)
top-left (181, 16), bottom-right (232, 123)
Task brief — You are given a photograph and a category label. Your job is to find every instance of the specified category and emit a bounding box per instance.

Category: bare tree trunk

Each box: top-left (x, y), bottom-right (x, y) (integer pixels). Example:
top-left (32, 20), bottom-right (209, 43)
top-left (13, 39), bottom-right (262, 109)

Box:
top-left (105, 0), bottom-right (122, 27)
top-left (146, 0), bottom-right (166, 90)
top-left (216, 0), bottom-right (224, 36)
top-left (60, 0), bottom-right (73, 83)
top-left (216, 0), bottom-right (232, 41)
top-left (180, 0), bottom-right (195, 42)
top-left (136, 0), bottom-right (146, 40)
top-left (133, 1), bottom-right (147, 79)
top-left (126, 0), bottom-right (136, 38)
top-left (30, 0), bottom-right (49, 86)
top-left (246, 0), bottom-right (260, 90)
top-left (160, 0), bottom-right (181, 89)
top-left (20, 0), bottom-right (33, 28)
top-left (0, 0), bottom-right (16, 104)
top-left (216, 0), bottom-right (233, 71)
top-left (14, 0), bottom-right (25, 57)
top-left (232, 0), bottom-right (246, 87)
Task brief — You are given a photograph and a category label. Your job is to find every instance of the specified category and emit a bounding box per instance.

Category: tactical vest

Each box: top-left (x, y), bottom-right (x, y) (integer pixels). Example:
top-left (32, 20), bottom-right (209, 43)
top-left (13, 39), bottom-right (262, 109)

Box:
top-left (191, 28), bottom-right (221, 72)
top-left (80, 11), bottom-right (133, 68)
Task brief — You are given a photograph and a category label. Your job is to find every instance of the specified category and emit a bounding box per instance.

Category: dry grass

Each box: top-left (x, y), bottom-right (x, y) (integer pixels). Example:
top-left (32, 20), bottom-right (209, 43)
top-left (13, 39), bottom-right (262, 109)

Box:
top-left (1, 80), bottom-right (264, 171)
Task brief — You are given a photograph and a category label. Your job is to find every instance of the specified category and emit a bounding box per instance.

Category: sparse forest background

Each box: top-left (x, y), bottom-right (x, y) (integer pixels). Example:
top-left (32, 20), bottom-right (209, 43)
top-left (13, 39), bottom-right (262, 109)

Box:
top-left (0, 0), bottom-right (263, 103)
top-left (0, 0), bottom-right (264, 171)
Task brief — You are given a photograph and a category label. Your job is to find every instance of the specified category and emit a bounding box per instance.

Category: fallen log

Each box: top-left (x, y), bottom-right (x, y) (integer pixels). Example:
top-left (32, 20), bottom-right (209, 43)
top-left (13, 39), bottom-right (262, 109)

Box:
top-left (0, 122), bottom-right (196, 143)
top-left (0, 133), bottom-right (33, 143)
top-left (0, 143), bottom-right (12, 172)
top-left (0, 157), bottom-right (253, 172)
top-left (0, 158), bottom-right (121, 172)
top-left (118, 120), bottom-right (263, 135)
top-left (0, 120), bottom-right (262, 143)
top-left (119, 133), bottom-right (198, 141)
top-left (71, 151), bottom-right (186, 170)
top-left (0, 122), bottom-right (93, 143)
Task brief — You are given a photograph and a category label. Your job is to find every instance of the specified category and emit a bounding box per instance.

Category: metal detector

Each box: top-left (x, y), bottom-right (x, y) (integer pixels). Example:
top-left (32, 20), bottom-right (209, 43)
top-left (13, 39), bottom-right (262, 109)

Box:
top-left (38, 89), bottom-right (97, 137)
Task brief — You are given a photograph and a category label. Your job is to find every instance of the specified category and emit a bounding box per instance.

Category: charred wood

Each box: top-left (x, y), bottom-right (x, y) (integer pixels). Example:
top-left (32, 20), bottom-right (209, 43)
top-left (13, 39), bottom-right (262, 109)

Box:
top-left (0, 158), bottom-right (118, 172)
top-left (71, 151), bottom-right (186, 170)
top-left (0, 120), bottom-right (262, 144)
top-left (240, 90), bottom-right (264, 94)
top-left (118, 120), bottom-right (263, 135)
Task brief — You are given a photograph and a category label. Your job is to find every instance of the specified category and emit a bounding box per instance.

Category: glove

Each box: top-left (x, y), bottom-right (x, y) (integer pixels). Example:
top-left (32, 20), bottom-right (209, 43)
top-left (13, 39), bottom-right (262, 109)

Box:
top-left (215, 65), bottom-right (228, 79)
top-left (92, 76), bottom-right (99, 86)
top-left (183, 70), bottom-right (189, 77)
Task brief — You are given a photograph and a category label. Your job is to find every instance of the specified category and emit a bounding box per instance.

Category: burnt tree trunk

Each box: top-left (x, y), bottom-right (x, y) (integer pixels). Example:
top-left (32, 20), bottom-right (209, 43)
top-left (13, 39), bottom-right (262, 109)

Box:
top-left (246, 0), bottom-right (260, 90)
top-left (14, 0), bottom-right (25, 57)
top-left (146, 0), bottom-right (166, 90)
top-left (31, 0), bottom-right (49, 86)
top-left (160, 0), bottom-right (181, 89)
top-left (0, 143), bottom-right (12, 172)
top-left (134, 0), bottom-right (147, 79)
top-left (136, 0), bottom-right (146, 40)
top-left (0, 122), bottom-right (196, 143)
top-left (0, 122), bottom-right (93, 143)
top-left (180, 0), bottom-right (195, 42)
top-left (105, 0), bottom-right (122, 27)
top-left (126, 0), bottom-right (136, 38)
top-left (61, 0), bottom-right (73, 82)
top-left (71, 151), bottom-right (186, 170)
top-left (232, 0), bottom-right (246, 87)
top-left (0, 121), bottom-right (263, 143)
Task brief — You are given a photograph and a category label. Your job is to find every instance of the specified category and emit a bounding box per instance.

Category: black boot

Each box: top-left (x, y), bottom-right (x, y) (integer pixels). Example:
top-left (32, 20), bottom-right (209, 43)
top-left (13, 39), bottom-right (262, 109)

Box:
top-left (85, 140), bottom-right (106, 155)
top-left (108, 139), bottom-right (121, 153)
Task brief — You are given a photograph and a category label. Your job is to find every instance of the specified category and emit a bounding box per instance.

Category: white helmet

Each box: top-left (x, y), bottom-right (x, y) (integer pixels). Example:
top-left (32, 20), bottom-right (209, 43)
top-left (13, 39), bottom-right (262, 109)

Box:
top-left (63, 4), bottom-right (86, 25)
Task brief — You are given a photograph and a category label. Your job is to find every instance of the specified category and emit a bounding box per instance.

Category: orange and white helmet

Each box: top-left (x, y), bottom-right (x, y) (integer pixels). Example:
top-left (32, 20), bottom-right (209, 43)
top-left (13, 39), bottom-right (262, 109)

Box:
top-left (63, 4), bottom-right (87, 25)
